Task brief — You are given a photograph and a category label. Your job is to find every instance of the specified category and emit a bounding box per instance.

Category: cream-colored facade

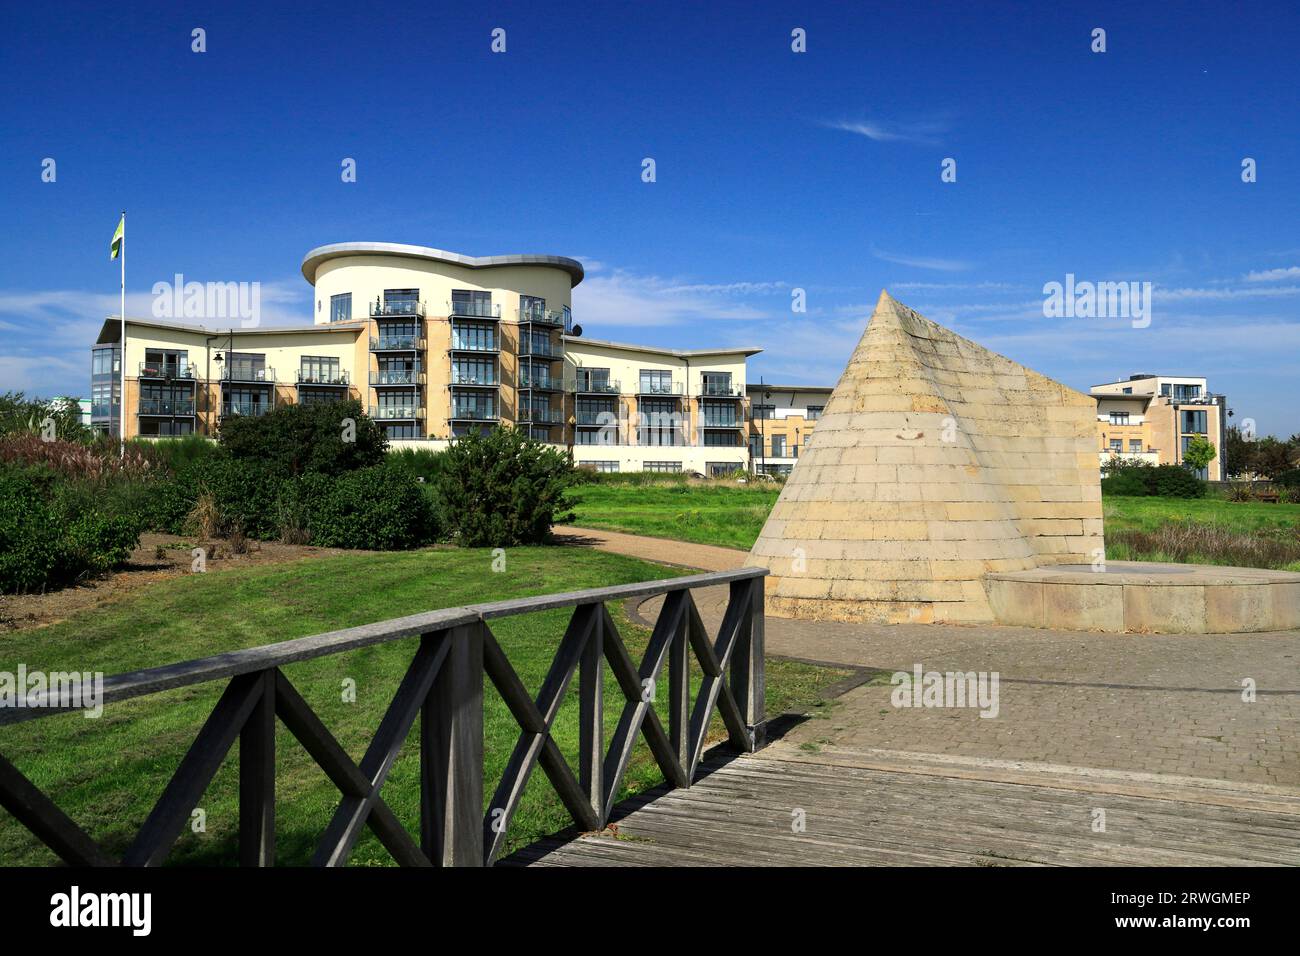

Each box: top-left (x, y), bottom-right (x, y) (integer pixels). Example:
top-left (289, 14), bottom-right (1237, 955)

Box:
top-left (90, 242), bottom-right (760, 474)
top-left (1090, 374), bottom-right (1226, 480)
top-left (746, 384), bottom-right (834, 476)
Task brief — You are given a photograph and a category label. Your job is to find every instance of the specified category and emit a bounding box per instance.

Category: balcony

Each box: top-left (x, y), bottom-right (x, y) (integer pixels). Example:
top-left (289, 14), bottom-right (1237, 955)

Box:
top-left (369, 406), bottom-right (427, 421)
top-left (448, 299), bottom-right (500, 320)
top-left (517, 308), bottom-right (570, 330)
top-left (701, 419), bottom-right (743, 429)
top-left (518, 407), bottom-right (564, 425)
top-left (221, 364), bottom-right (275, 384)
top-left (569, 379), bottom-right (620, 395)
top-left (369, 299), bottom-right (425, 318)
top-left (636, 381), bottom-right (684, 397)
top-left (699, 380), bottom-right (744, 398)
top-left (371, 370), bottom-right (427, 386)
top-left (520, 339), bottom-right (562, 359)
top-left (449, 336), bottom-right (499, 353)
top-left (296, 370), bottom-right (350, 386)
top-left (370, 336), bottom-right (426, 352)
top-left (519, 370), bottom-right (561, 391)
top-left (575, 409), bottom-right (618, 426)
top-left (138, 362), bottom-right (194, 381)
top-left (449, 407), bottom-right (499, 422)
top-left (450, 372), bottom-right (498, 388)
top-left (139, 398), bottom-right (196, 416)
top-left (221, 401), bottom-right (272, 418)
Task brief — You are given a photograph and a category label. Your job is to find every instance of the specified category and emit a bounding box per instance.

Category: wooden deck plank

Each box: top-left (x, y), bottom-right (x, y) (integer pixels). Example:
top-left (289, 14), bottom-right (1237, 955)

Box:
top-left (505, 752), bottom-right (1300, 867)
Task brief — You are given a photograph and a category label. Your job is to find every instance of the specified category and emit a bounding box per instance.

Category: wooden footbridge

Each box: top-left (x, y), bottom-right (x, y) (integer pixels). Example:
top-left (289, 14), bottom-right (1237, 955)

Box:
top-left (4, 566), bottom-right (1298, 867)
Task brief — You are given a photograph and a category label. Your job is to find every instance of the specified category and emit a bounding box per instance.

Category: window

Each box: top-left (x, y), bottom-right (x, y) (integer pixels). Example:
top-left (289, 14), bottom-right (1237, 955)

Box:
top-left (375, 320), bottom-right (418, 348)
top-left (1122, 387), bottom-right (1133, 395)
top-left (576, 398), bottom-right (617, 425)
top-left (138, 419), bottom-right (193, 436)
top-left (582, 461), bottom-right (619, 473)
top-left (701, 371), bottom-right (733, 396)
top-left (753, 404), bottom-right (775, 420)
top-left (638, 399), bottom-right (681, 446)
top-left (143, 349), bottom-right (189, 377)
top-left (701, 402), bottom-right (737, 427)
top-left (383, 423), bottom-right (421, 439)
top-left (703, 431), bottom-right (737, 447)
top-left (330, 293), bottom-right (352, 322)
top-left (451, 289), bottom-right (493, 317)
top-left (92, 346), bottom-right (119, 376)
top-left (806, 405), bottom-right (823, 420)
top-left (643, 461), bottom-right (682, 473)
top-left (576, 428), bottom-right (618, 446)
top-left (451, 322), bottom-right (496, 351)
top-left (1109, 411), bottom-right (1130, 425)
top-left (300, 356), bottom-right (341, 384)
top-left (383, 288), bottom-right (420, 313)
top-left (707, 462), bottom-right (735, 478)
top-left (639, 370), bottom-right (674, 395)
top-left (223, 351), bottom-right (268, 381)
top-left (376, 356), bottom-right (420, 384)
top-left (1182, 410), bottom-right (1207, 434)
top-left (299, 388), bottom-right (345, 406)
top-left (1160, 384), bottom-right (1171, 397)
top-left (224, 387), bottom-right (272, 417)
top-left (748, 435), bottom-right (762, 457)
top-left (452, 392), bottom-right (496, 420)
top-left (519, 294), bottom-right (546, 321)
top-left (576, 368), bottom-right (612, 391)
top-left (376, 390), bottom-right (419, 416)
top-left (452, 357), bottom-right (496, 385)
top-left (523, 330), bottom-right (555, 357)
top-left (771, 435), bottom-right (787, 457)
top-left (1173, 384), bottom-right (1202, 401)
top-left (1109, 439), bottom-right (1123, 453)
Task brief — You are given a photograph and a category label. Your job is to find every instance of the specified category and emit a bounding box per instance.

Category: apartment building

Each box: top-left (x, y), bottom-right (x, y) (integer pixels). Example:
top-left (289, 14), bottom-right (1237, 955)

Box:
top-left (746, 384), bottom-right (834, 477)
top-left (563, 337), bottom-right (758, 476)
top-left (89, 242), bottom-right (757, 474)
top-left (1090, 374), bottom-right (1226, 480)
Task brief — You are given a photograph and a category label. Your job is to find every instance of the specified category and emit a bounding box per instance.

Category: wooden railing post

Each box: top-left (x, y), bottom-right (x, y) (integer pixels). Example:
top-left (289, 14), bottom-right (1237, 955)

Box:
top-left (239, 668), bottom-right (276, 866)
top-left (420, 622), bottom-right (484, 866)
top-left (578, 602), bottom-right (605, 824)
top-left (729, 576), bottom-right (766, 750)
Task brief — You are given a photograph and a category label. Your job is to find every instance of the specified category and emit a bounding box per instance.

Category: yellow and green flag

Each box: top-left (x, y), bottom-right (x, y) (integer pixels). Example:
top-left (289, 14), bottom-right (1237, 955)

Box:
top-left (110, 214), bottom-right (124, 260)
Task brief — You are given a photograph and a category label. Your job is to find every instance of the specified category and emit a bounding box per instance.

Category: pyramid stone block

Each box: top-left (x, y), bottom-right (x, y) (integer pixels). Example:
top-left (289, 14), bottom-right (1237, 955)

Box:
top-left (746, 291), bottom-right (1104, 624)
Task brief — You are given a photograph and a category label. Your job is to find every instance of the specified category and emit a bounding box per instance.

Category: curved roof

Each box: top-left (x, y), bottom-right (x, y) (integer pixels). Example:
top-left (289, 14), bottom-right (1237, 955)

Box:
top-left (301, 242), bottom-right (584, 287)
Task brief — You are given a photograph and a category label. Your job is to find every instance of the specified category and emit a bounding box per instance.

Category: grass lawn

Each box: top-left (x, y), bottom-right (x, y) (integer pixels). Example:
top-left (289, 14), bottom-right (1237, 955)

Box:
top-left (0, 546), bottom-right (844, 866)
top-left (566, 481), bottom-right (1300, 570)
top-left (567, 481), bottom-right (779, 551)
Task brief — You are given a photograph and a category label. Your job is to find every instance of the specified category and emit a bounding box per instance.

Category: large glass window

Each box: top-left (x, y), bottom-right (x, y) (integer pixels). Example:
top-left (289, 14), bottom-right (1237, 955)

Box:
top-left (300, 356), bottom-right (341, 384)
top-left (643, 461), bottom-right (682, 473)
top-left (330, 293), bottom-right (352, 322)
top-left (639, 370), bottom-right (674, 395)
top-left (452, 357), bottom-right (496, 385)
top-left (771, 435), bottom-right (787, 456)
top-left (701, 402), bottom-right (737, 427)
top-left (700, 372), bottom-right (733, 396)
top-left (1129, 439), bottom-right (1143, 453)
top-left (452, 392), bottom-right (496, 420)
top-left (451, 289), bottom-right (493, 317)
top-left (753, 404), bottom-right (775, 420)
top-left (575, 368), bottom-right (612, 391)
top-left (143, 349), bottom-right (189, 377)
top-left (519, 294), bottom-right (546, 321)
top-left (1182, 410), bottom-right (1207, 434)
top-left (383, 288), bottom-right (420, 313)
top-left (748, 435), bottom-right (762, 456)
top-left (1109, 411), bottom-right (1130, 425)
top-left (451, 322), bottom-right (496, 351)
top-left (638, 399), bottom-right (681, 446)
top-left (806, 405), bottom-right (823, 420)
top-left (1109, 439), bottom-right (1123, 453)
top-left (703, 431), bottom-right (737, 447)
top-left (1173, 384), bottom-right (1202, 401)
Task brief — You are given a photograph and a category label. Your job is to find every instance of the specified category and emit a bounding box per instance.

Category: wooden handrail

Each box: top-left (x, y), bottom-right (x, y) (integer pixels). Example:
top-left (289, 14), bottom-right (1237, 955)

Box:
top-left (0, 568), bottom-right (767, 867)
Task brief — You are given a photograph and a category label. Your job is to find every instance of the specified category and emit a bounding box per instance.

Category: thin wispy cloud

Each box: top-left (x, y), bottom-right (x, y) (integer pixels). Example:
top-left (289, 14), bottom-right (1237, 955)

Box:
top-left (573, 269), bottom-right (783, 329)
top-left (1244, 266), bottom-right (1300, 282)
top-left (822, 118), bottom-right (948, 146)
top-left (871, 246), bottom-right (973, 272)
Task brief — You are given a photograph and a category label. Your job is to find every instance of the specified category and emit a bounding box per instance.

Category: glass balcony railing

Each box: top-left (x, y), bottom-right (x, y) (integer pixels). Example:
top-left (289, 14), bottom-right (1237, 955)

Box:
top-left (221, 401), bottom-right (272, 417)
top-left (138, 362), bottom-right (193, 379)
top-left (518, 308), bottom-right (569, 329)
top-left (568, 378), bottom-right (620, 395)
top-left (139, 398), bottom-right (196, 416)
top-left (637, 380), bottom-right (683, 396)
top-left (368, 406), bottom-right (426, 420)
top-left (450, 406), bottom-right (498, 421)
top-left (371, 370), bottom-right (426, 386)
top-left (575, 410), bottom-right (618, 425)
top-left (519, 407), bottom-right (564, 425)
top-left (451, 371), bottom-right (498, 387)
top-left (370, 299), bottom-right (425, 318)
top-left (449, 335), bottom-right (498, 352)
top-left (296, 370), bottom-right (350, 386)
top-left (519, 371), bottom-right (560, 390)
top-left (701, 418), bottom-right (742, 428)
top-left (699, 380), bottom-right (743, 397)
top-left (520, 339), bottom-right (561, 358)
top-left (370, 336), bottom-right (426, 351)
top-left (221, 365), bottom-right (274, 383)
top-left (448, 299), bottom-right (500, 319)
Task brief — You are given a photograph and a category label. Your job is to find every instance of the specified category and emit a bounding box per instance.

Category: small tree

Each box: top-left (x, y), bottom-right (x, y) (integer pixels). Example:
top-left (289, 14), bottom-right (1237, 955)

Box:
top-left (433, 427), bottom-right (575, 547)
top-left (1182, 435), bottom-right (1217, 476)
top-left (218, 399), bottom-right (385, 477)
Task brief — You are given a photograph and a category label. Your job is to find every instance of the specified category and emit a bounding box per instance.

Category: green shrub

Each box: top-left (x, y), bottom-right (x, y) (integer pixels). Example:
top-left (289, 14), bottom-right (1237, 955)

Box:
top-left (149, 456), bottom-right (286, 539)
top-left (296, 463), bottom-right (438, 550)
top-left (218, 399), bottom-right (386, 477)
top-left (1150, 464), bottom-right (1207, 498)
top-left (1275, 469), bottom-right (1300, 490)
top-left (434, 427), bottom-right (575, 547)
top-left (0, 466), bottom-right (139, 594)
top-left (387, 447), bottom-right (449, 485)
top-left (1100, 471), bottom-right (1150, 496)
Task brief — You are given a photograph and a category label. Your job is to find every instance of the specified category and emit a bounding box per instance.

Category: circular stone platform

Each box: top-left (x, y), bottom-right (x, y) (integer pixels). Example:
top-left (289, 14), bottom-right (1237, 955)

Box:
top-left (985, 561), bottom-right (1300, 634)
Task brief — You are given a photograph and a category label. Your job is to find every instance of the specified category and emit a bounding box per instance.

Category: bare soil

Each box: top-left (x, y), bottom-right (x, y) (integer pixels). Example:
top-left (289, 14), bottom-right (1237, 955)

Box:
top-left (0, 533), bottom-right (366, 634)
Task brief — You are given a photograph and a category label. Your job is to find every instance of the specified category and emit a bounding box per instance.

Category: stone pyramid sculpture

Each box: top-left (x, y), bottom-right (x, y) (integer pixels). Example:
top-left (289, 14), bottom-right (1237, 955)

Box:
top-left (746, 291), bottom-right (1103, 624)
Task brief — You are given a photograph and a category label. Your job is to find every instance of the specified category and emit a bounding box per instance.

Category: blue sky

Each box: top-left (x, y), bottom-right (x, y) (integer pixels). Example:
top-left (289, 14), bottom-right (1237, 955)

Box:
top-left (2, 0), bottom-right (1297, 436)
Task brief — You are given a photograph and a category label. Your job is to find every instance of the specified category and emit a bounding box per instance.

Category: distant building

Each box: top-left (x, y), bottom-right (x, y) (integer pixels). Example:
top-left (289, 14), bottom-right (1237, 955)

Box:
top-left (1089, 374), bottom-right (1226, 480)
top-left (746, 384), bottom-right (834, 477)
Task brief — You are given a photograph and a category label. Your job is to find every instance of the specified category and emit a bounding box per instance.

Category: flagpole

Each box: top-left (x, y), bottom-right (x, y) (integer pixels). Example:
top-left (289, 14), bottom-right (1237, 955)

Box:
top-left (119, 210), bottom-right (126, 459)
